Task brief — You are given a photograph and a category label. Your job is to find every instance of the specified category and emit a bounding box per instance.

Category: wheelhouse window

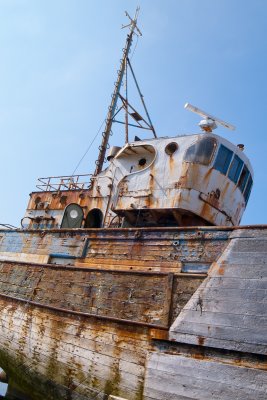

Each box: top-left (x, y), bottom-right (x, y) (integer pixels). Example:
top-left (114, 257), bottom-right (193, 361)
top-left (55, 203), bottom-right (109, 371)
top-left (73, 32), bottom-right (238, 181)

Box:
top-left (228, 155), bottom-right (243, 184)
top-left (183, 137), bottom-right (217, 165)
top-left (238, 164), bottom-right (250, 192)
top-left (244, 175), bottom-right (253, 204)
top-left (213, 145), bottom-right (233, 175)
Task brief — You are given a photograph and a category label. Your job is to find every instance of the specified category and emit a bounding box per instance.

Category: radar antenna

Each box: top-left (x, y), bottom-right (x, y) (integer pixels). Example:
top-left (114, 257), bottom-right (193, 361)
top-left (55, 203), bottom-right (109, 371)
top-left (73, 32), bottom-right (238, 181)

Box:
top-left (184, 102), bottom-right (235, 133)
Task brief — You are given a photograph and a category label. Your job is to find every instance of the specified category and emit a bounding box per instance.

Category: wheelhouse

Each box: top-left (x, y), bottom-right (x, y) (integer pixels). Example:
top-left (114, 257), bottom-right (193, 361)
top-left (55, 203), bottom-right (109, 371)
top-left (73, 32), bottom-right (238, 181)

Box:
top-left (183, 135), bottom-right (253, 205)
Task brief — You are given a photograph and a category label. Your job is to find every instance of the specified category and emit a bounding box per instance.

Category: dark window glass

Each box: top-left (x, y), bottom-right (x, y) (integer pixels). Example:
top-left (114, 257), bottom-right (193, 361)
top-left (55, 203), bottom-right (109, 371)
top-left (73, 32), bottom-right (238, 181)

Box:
top-left (213, 145), bottom-right (233, 175)
top-left (244, 175), bottom-right (253, 204)
top-left (238, 164), bottom-right (250, 192)
top-left (228, 155), bottom-right (243, 184)
top-left (184, 137), bottom-right (217, 165)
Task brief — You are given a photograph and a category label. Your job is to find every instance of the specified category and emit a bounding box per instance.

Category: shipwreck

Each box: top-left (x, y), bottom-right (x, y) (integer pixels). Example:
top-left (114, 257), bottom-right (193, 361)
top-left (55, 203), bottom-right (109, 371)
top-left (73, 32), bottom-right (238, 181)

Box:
top-left (0, 8), bottom-right (265, 400)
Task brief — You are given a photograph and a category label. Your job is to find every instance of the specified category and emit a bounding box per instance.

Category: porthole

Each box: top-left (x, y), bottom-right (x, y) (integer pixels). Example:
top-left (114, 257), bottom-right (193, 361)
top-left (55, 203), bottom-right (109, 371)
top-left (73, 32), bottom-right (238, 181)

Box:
top-left (165, 142), bottom-right (178, 155)
top-left (70, 209), bottom-right (79, 219)
top-left (138, 158), bottom-right (147, 166)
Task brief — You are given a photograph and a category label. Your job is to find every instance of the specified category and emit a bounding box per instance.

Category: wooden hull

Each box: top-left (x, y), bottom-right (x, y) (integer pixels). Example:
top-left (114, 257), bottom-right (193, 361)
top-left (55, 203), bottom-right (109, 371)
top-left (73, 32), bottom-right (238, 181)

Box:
top-left (0, 227), bottom-right (266, 399)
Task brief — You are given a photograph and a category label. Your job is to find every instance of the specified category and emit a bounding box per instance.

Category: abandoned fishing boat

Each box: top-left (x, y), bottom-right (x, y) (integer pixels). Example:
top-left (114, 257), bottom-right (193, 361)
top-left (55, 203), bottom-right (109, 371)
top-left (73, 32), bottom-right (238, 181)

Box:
top-left (0, 8), bottom-right (266, 400)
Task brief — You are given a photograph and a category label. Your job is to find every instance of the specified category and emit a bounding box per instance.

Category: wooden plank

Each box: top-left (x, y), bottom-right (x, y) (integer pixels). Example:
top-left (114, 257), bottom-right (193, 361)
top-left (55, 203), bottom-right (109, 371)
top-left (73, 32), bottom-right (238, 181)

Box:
top-left (0, 263), bottom-right (173, 326)
top-left (211, 263), bottom-right (267, 278)
top-left (221, 251), bottom-right (267, 264)
top-left (0, 301), bottom-right (147, 400)
top-left (202, 276), bottom-right (267, 290)
top-left (144, 353), bottom-right (267, 400)
top-left (183, 297), bottom-right (267, 315)
top-left (170, 230), bottom-right (267, 355)
top-left (174, 308), bottom-right (267, 331)
top-left (0, 252), bottom-right (49, 264)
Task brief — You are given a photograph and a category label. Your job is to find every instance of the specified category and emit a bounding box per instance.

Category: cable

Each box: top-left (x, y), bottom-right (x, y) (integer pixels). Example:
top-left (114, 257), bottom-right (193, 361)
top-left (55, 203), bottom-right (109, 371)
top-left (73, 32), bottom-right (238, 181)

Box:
top-left (71, 119), bottom-right (105, 176)
top-left (72, 33), bottom-right (139, 177)
top-left (130, 35), bottom-right (139, 61)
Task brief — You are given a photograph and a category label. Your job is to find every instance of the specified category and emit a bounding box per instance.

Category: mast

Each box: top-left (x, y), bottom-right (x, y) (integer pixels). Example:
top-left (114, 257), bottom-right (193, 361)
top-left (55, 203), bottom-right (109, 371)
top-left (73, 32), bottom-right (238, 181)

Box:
top-left (94, 7), bottom-right (142, 176)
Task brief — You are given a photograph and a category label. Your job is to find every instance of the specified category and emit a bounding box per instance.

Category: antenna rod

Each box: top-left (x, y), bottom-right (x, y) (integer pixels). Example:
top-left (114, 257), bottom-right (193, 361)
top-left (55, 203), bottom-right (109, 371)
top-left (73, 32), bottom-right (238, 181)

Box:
top-left (94, 7), bottom-right (141, 176)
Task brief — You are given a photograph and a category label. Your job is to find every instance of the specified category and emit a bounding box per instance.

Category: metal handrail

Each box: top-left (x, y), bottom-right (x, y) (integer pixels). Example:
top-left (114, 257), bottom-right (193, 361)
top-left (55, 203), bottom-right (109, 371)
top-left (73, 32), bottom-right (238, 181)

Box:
top-left (36, 174), bottom-right (93, 192)
top-left (0, 223), bottom-right (18, 229)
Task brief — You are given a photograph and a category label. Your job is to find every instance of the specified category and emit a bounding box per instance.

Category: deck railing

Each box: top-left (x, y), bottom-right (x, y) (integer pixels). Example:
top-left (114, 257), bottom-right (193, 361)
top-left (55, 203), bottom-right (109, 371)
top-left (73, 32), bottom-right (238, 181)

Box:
top-left (0, 223), bottom-right (18, 229)
top-left (36, 174), bottom-right (93, 192)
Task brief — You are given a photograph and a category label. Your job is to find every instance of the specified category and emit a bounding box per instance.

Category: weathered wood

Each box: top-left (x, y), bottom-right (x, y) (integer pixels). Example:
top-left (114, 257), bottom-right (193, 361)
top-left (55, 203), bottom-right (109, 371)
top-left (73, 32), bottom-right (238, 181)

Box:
top-left (0, 229), bottom-right (229, 267)
top-left (144, 353), bottom-right (267, 400)
top-left (0, 262), bottom-right (174, 327)
top-left (6, 227), bottom-right (267, 400)
top-left (170, 230), bottom-right (267, 355)
top-left (0, 252), bottom-right (49, 264)
top-left (0, 298), bottom-right (150, 400)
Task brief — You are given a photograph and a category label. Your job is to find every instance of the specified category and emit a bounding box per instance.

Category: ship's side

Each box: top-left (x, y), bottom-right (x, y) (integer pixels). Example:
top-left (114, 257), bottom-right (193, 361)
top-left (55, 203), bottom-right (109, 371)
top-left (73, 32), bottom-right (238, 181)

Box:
top-left (0, 226), bottom-right (266, 399)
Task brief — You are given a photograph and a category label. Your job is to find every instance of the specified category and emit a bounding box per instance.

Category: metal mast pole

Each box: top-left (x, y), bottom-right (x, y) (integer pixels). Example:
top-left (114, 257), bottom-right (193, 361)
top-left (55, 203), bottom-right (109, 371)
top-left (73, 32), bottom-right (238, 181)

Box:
top-left (124, 57), bottom-right (129, 144)
top-left (127, 58), bottom-right (157, 138)
top-left (94, 7), bottom-right (142, 176)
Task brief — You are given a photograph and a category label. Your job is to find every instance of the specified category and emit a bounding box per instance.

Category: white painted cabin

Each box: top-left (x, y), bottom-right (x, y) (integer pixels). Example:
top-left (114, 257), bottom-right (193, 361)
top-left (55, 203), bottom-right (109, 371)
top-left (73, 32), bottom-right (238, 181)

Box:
top-left (23, 132), bottom-right (253, 229)
top-left (93, 132), bottom-right (253, 227)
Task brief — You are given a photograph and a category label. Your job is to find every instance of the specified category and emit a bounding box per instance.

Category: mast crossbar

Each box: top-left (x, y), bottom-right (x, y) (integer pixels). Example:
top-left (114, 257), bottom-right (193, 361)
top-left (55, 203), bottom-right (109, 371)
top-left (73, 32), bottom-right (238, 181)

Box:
top-left (118, 93), bottom-right (152, 129)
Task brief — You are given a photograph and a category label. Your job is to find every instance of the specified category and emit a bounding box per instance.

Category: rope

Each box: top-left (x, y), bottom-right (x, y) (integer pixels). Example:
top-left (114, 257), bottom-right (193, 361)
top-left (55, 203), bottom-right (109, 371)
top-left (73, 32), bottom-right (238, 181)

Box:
top-left (71, 119), bottom-right (105, 176)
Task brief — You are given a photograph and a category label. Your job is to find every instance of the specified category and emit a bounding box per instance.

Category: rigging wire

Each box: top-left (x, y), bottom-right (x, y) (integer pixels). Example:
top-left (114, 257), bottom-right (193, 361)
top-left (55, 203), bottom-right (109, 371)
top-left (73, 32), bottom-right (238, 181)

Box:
top-left (72, 28), bottom-right (139, 177)
top-left (71, 119), bottom-right (105, 176)
top-left (130, 35), bottom-right (139, 61)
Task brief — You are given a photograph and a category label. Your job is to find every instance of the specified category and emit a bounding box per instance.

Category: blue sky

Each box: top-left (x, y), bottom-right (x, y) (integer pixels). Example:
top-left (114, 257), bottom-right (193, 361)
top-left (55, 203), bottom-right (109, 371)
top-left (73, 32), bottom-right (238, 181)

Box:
top-left (0, 0), bottom-right (266, 226)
